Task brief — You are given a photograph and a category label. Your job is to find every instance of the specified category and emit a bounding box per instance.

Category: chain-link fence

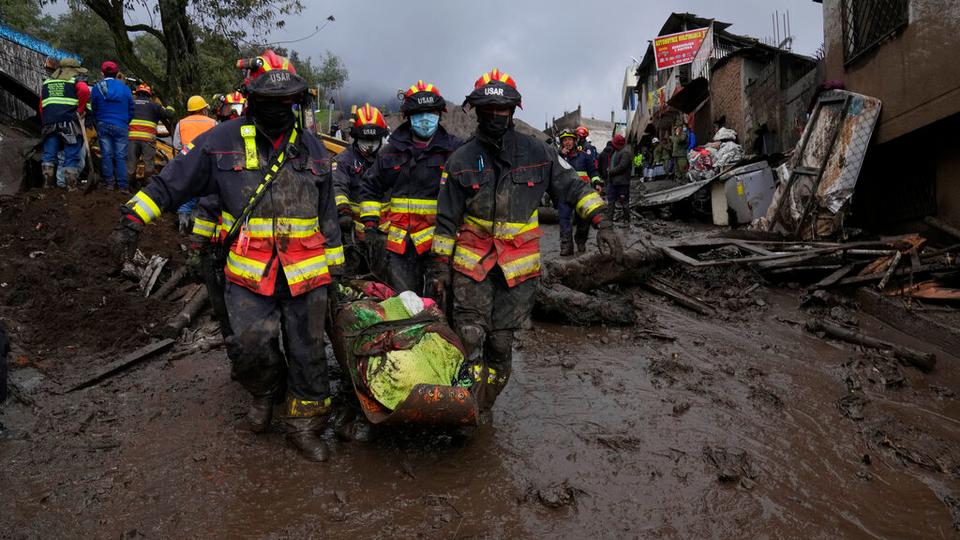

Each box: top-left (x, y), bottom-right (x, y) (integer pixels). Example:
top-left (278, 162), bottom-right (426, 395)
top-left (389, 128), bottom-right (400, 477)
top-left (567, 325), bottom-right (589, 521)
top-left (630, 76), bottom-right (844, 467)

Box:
top-left (842, 0), bottom-right (909, 65)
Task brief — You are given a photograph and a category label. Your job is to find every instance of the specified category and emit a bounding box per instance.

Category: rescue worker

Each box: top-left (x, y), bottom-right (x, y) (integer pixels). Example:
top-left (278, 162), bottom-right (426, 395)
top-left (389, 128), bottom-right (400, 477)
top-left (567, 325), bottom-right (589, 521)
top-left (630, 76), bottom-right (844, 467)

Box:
top-left (652, 137), bottom-right (669, 179)
top-left (109, 51), bottom-right (344, 462)
top-left (172, 96), bottom-right (218, 232)
top-left (606, 134), bottom-right (633, 225)
top-left (429, 68), bottom-right (623, 416)
top-left (90, 60), bottom-right (134, 191)
top-left (127, 84), bottom-right (174, 185)
top-left (576, 125), bottom-right (599, 165)
top-left (557, 128), bottom-right (601, 256)
top-left (332, 103), bottom-right (389, 276)
top-left (670, 124), bottom-right (689, 182)
top-left (359, 80), bottom-right (462, 294)
top-left (39, 57), bottom-right (90, 190)
top-left (215, 91), bottom-right (247, 123)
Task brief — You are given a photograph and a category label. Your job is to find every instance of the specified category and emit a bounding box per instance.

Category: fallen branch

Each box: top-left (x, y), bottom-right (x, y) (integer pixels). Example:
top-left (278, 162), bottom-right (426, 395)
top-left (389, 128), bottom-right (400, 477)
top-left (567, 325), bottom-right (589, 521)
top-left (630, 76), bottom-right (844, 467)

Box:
top-left (534, 282), bottom-right (636, 326)
top-left (805, 319), bottom-right (936, 372)
top-left (925, 216), bottom-right (960, 242)
top-left (152, 266), bottom-right (188, 300)
top-left (155, 287), bottom-right (209, 338)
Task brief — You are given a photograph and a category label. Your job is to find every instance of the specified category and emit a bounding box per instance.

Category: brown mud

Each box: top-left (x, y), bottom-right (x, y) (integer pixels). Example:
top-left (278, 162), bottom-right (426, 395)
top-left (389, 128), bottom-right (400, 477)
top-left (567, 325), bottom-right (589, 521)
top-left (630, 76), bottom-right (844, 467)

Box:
top-left (2, 198), bottom-right (960, 538)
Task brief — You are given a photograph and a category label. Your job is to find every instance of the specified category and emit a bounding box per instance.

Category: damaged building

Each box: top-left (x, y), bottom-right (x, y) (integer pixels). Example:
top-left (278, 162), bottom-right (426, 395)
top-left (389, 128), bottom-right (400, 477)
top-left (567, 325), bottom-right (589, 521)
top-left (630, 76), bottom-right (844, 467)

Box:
top-left (626, 13), bottom-right (822, 158)
top-left (814, 0), bottom-right (960, 230)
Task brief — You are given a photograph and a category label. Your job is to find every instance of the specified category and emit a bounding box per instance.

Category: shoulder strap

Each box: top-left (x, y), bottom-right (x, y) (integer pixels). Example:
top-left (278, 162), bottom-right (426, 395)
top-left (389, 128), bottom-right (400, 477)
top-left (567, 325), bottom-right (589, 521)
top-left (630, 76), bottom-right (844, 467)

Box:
top-left (220, 124), bottom-right (300, 253)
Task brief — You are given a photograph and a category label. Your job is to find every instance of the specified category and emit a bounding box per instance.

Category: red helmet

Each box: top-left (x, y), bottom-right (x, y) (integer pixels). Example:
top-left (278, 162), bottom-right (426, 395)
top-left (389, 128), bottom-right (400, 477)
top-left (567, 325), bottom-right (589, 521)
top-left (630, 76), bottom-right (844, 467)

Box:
top-left (238, 49), bottom-right (307, 99)
top-left (575, 126), bottom-right (589, 139)
top-left (351, 103), bottom-right (389, 139)
top-left (135, 83), bottom-right (152, 96)
top-left (401, 80), bottom-right (445, 115)
top-left (465, 68), bottom-right (522, 109)
top-left (101, 61), bottom-right (119, 76)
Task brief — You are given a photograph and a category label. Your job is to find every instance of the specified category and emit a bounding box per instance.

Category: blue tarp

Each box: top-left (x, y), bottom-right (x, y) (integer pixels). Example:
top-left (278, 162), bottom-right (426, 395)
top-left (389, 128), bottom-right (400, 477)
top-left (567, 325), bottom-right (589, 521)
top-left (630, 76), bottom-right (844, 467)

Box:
top-left (0, 22), bottom-right (81, 62)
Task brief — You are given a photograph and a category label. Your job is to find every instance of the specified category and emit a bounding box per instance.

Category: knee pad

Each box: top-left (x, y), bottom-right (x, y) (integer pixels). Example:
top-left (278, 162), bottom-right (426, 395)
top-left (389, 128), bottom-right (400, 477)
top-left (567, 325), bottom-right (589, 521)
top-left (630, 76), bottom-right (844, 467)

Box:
top-left (456, 324), bottom-right (485, 360)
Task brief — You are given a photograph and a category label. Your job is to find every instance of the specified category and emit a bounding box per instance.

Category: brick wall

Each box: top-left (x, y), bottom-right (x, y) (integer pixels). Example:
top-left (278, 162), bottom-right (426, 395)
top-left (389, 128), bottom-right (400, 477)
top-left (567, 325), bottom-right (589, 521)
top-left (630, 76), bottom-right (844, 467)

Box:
top-left (744, 60), bottom-right (784, 154)
top-left (709, 57), bottom-right (745, 142)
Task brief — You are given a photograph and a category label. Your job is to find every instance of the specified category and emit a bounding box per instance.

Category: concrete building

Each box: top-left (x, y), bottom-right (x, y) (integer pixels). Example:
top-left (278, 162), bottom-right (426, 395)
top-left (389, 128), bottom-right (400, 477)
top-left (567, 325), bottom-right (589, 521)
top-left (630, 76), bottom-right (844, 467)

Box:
top-left (815, 0), bottom-right (960, 227)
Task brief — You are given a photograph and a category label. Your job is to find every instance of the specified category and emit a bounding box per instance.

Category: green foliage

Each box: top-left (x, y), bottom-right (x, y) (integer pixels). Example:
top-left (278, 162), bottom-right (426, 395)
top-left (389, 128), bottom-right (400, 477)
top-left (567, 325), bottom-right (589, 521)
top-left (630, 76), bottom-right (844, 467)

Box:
top-left (0, 0), bottom-right (53, 36)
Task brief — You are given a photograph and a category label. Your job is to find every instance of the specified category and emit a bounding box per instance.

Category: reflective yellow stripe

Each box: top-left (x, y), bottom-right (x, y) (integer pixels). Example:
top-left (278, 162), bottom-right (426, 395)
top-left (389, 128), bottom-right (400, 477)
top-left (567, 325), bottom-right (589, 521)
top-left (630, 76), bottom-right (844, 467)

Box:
top-left (335, 194), bottom-right (350, 207)
top-left (575, 191), bottom-right (604, 216)
top-left (240, 125), bottom-right (258, 170)
top-left (387, 225), bottom-right (406, 245)
top-left (464, 210), bottom-right (539, 239)
top-left (226, 251), bottom-right (267, 280)
top-left (221, 211), bottom-right (236, 232)
top-left (432, 234), bottom-right (455, 256)
top-left (192, 218), bottom-right (216, 238)
top-left (410, 226), bottom-right (435, 247)
top-left (453, 245), bottom-right (484, 269)
top-left (501, 253), bottom-right (541, 281)
top-left (283, 254), bottom-right (329, 285)
top-left (389, 197), bottom-right (437, 215)
top-left (359, 201), bottom-right (381, 219)
top-left (128, 192), bottom-right (161, 223)
top-left (241, 217), bottom-right (319, 238)
top-left (325, 245), bottom-right (345, 266)
top-left (129, 119), bottom-right (158, 127)
top-left (41, 97), bottom-right (79, 107)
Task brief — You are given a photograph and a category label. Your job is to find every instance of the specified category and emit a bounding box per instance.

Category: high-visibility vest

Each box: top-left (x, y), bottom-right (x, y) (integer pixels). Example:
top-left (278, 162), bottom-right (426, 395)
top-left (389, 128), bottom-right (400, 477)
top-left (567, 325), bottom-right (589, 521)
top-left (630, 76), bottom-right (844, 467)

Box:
top-left (129, 98), bottom-right (161, 141)
top-left (41, 78), bottom-right (79, 125)
top-left (177, 115), bottom-right (217, 148)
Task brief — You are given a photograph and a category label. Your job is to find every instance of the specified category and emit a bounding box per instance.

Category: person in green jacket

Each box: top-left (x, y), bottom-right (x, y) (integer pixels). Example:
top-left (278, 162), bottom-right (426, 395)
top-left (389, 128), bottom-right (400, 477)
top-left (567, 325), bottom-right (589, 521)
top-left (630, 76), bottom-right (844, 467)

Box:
top-left (670, 125), bottom-right (689, 182)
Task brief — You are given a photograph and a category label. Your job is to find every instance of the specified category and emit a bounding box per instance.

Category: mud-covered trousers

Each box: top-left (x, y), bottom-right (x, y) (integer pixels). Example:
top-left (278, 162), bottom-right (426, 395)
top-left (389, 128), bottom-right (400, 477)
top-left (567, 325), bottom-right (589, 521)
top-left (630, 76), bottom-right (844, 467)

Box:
top-left (385, 237), bottom-right (428, 295)
top-left (452, 267), bottom-right (537, 411)
top-left (558, 201), bottom-right (591, 246)
top-left (223, 277), bottom-right (330, 402)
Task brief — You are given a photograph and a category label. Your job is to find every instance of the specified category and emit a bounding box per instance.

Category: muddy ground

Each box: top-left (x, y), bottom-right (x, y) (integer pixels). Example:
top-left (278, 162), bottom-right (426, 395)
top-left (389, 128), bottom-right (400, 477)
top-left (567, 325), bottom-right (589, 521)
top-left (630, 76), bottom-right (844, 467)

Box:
top-left (2, 191), bottom-right (960, 538)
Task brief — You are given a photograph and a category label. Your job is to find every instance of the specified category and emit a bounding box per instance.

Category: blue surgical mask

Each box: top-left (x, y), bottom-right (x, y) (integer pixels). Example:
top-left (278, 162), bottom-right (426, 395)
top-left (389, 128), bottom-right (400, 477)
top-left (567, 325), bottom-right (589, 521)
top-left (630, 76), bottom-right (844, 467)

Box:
top-left (410, 112), bottom-right (440, 139)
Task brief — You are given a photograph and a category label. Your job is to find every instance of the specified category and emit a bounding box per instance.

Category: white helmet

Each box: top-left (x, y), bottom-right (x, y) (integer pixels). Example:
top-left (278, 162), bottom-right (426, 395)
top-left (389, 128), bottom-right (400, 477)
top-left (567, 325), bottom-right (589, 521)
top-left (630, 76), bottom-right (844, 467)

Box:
top-left (652, 137), bottom-right (660, 144)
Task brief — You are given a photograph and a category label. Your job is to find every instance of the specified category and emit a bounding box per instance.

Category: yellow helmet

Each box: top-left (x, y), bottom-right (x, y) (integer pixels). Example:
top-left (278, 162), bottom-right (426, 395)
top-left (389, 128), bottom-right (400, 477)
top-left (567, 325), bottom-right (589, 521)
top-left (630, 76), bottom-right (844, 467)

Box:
top-left (186, 95), bottom-right (209, 112)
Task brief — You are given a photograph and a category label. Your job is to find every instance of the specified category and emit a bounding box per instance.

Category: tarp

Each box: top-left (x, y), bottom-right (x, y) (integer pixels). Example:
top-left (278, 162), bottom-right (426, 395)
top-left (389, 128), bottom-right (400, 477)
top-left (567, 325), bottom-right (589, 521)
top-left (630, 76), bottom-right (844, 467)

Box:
top-left (0, 22), bottom-right (81, 62)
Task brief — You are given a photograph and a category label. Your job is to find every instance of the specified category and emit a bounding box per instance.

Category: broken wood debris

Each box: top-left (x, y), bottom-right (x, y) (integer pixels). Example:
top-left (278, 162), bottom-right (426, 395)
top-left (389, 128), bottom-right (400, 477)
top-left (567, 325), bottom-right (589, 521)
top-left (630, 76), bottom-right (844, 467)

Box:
top-left (65, 338), bottom-right (176, 392)
top-left (805, 319), bottom-right (936, 372)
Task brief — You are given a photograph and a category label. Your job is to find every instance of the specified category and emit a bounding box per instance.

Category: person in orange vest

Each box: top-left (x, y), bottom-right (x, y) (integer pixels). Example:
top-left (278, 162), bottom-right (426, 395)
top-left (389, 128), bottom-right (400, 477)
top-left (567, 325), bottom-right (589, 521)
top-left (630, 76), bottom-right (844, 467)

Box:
top-left (127, 84), bottom-right (173, 186)
top-left (430, 69), bottom-right (623, 417)
top-left (109, 50), bottom-right (344, 462)
top-left (358, 80), bottom-right (462, 294)
top-left (172, 96), bottom-right (218, 231)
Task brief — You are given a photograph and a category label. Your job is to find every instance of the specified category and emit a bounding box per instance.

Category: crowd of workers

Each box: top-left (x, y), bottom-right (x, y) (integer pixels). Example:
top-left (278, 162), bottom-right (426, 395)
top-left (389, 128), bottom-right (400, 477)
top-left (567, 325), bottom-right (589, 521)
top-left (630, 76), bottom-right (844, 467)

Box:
top-left (38, 50), bottom-right (635, 462)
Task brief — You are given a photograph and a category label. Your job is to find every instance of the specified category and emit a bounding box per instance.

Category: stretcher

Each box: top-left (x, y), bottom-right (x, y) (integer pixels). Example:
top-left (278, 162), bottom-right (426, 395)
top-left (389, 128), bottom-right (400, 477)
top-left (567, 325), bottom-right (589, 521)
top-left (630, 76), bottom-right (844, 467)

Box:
top-left (328, 281), bottom-right (479, 426)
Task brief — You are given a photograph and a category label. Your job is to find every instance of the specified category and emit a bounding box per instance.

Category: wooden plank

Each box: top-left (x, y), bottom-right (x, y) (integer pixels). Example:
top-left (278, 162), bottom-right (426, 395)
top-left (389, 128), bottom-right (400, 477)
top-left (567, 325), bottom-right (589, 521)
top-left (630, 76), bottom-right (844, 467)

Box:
top-left (806, 319), bottom-right (936, 372)
top-left (809, 263), bottom-right (856, 289)
top-left (643, 277), bottom-right (716, 316)
top-left (925, 216), bottom-right (960, 242)
top-left (65, 339), bottom-right (176, 392)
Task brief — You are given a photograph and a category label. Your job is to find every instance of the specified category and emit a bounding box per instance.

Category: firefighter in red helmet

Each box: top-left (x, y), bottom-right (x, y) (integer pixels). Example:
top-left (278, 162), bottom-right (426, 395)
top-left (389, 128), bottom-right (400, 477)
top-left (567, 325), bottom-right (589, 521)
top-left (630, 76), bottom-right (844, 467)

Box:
top-left (358, 80), bottom-right (462, 294)
top-left (110, 50), bottom-right (343, 462)
top-left (429, 69), bottom-right (623, 418)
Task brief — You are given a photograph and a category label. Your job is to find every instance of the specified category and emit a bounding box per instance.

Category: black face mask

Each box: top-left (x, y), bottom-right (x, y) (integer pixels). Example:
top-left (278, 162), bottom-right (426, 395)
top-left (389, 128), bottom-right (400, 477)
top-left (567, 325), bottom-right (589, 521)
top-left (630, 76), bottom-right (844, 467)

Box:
top-left (477, 110), bottom-right (513, 140)
top-left (251, 99), bottom-right (296, 139)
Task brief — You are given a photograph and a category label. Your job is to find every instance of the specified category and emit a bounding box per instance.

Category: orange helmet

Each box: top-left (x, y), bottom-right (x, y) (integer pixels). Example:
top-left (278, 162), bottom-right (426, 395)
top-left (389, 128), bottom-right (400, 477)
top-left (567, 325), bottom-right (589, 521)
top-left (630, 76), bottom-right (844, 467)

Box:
top-left (224, 91), bottom-right (246, 105)
top-left (135, 83), bottom-right (152, 96)
top-left (351, 103), bottom-right (389, 139)
top-left (575, 126), bottom-right (589, 139)
top-left (401, 80), bottom-right (445, 115)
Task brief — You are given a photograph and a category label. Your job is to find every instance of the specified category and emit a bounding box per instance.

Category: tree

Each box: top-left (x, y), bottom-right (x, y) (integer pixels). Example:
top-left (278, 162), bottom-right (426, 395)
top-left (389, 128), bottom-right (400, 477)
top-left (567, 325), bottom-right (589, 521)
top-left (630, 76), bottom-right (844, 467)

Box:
top-left (80, 0), bottom-right (304, 110)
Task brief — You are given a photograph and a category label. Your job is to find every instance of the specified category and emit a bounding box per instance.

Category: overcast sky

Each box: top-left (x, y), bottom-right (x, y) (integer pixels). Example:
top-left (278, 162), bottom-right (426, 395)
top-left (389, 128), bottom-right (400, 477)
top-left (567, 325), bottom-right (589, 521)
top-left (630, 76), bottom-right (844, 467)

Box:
top-left (259, 0), bottom-right (824, 129)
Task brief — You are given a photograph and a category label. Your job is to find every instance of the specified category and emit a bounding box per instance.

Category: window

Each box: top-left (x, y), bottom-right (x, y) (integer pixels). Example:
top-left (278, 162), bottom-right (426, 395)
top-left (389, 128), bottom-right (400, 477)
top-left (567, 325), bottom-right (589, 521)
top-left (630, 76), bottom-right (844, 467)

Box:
top-left (842, 0), bottom-right (909, 64)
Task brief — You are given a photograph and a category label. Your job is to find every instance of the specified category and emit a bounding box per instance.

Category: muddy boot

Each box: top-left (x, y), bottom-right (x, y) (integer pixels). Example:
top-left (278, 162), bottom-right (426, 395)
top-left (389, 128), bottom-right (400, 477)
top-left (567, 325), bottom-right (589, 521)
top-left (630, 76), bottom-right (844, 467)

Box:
top-left (41, 164), bottom-right (55, 188)
top-left (283, 396), bottom-right (332, 462)
top-left (246, 394), bottom-right (274, 433)
top-left (63, 168), bottom-right (79, 192)
top-left (559, 234), bottom-right (574, 257)
top-left (576, 242), bottom-right (586, 254)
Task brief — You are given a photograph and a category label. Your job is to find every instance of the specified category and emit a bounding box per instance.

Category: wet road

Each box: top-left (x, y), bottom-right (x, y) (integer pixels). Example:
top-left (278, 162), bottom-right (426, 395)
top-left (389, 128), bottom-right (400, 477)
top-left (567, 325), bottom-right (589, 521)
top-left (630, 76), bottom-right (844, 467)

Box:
top-left (3, 225), bottom-right (960, 538)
